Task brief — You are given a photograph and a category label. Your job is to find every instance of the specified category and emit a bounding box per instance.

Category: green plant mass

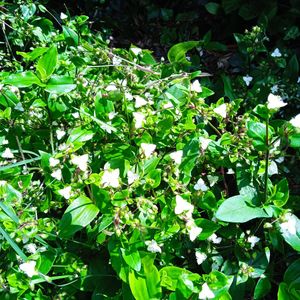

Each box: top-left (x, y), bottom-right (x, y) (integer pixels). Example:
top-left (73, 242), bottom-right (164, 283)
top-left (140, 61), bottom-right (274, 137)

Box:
top-left (0, 1), bottom-right (299, 299)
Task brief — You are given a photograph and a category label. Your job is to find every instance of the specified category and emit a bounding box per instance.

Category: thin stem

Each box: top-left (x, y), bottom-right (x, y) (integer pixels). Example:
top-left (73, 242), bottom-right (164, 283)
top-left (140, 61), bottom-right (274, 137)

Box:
top-left (264, 116), bottom-right (269, 203)
top-left (15, 136), bottom-right (27, 171)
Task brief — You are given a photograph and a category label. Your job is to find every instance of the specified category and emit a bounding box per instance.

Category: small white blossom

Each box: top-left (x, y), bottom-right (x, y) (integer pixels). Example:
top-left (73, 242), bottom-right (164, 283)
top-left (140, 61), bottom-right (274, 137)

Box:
top-left (271, 85), bottom-right (279, 94)
top-left (60, 12), bottom-right (68, 20)
top-left (290, 114), bottom-right (300, 128)
top-left (58, 186), bottom-right (72, 199)
top-left (51, 169), bottom-right (62, 181)
top-left (112, 56), bottom-right (122, 66)
top-left (208, 233), bottom-right (222, 244)
top-left (271, 48), bottom-right (282, 57)
top-left (268, 160), bottom-right (278, 176)
top-left (72, 112), bottom-right (80, 118)
top-left (71, 154), bottom-right (89, 171)
top-left (135, 95), bottom-right (148, 108)
top-left (49, 157), bottom-right (60, 167)
top-left (133, 112), bottom-right (146, 129)
top-left (243, 75), bottom-right (253, 86)
top-left (101, 168), bottom-right (120, 188)
top-left (125, 92), bottom-right (133, 100)
top-left (19, 261), bottom-right (38, 278)
top-left (199, 283), bottom-right (215, 299)
top-left (145, 240), bottom-right (161, 253)
top-left (108, 112), bottom-right (118, 120)
top-left (195, 251), bottom-right (207, 265)
top-left (191, 80), bottom-right (202, 93)
top-left (0, 180), bottom-right (7, 186)
top-left (1, 148), bottom-right (14, 158)
top-left (56, 129), bottom-right (66, 140)
top-left (163, 101), bottom-right (174, 109)
top-left (175, 195), bottom-right (194, 217)
top-left (247, 236), bottom-right (260, 249)
top-left (106, 84), bottom-right (117, 91)
top-left (194, 178), bottom-right (209, 192)
top-left (227, 168), bottom-right (235, 174)
top-left (298, 77), bottom-right (300, 83)
top-left (100, 122), bottom-right (113, 133)
top-left (188, 224), bottom-right (202, 242)
top-left (280, 213), bottom-right (298, 235)
top-left (131, 47), bottom-right (142, 55)
top-left (127, 170), bottom-right (139, 185)
top-left (58, 143), bottom-right (68, 151)
top-left (2, 139), bottom-right (8, 145)
top-left (275, 157), bottom-right (284, 164)
top-left (213, 103), bottom-right (227, 118)
top-left (199, 137), bottom-right (211, 151)
top-left (267, 94), bottom-right (287, 110)
top-left (141, 143), bottom-right (156, 158)
top-left (24, 243), bottom-right (37, 254)
top-left (170, 150), bottom-right (183, 165)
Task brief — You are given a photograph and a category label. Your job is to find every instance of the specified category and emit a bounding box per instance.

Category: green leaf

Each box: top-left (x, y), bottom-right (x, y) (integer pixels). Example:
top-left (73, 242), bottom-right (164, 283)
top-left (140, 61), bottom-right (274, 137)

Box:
top-left (205, 2), bottom-right (220, 15)
top-left (63, 26), bottom-right (79, 46)
top-left (273, 178), bottom-right (289, 207)
top-left (45, 75), bottom-right (76, 94)
top-left (59, 196), bottom-right (99, 238)
top-left (121, 248), bottom-right (141, 272)
top-left (36, 45), bottom-right (58, 81)
top-left (168, 41), bottom-right (199, 65)
top-left (284, 259), bottom-right (300, 284)
top-left (278, 282), bottom-right (290, 300)
top-left (247, 121), bottom-right (268, 151)
top-left (254, 277), bottom-right (271, 299)
top-left (67, 127), bottom-right (94, 144)
top-left (284, 54), bottom-right (299, 82)
top-left (37, 251), bottom-right (56, 274)
top-left (196, 218), bottom-right (220, 240)
top-left (215, 195), bottom-right (269, 223)
top-left (289, 133), bottom-right (300, 148)
top-left (221, 74), bottom-right (235, 100)
top-left (0, 224), bottom-right (27, 261)
top-left (17, 47), bottom-right (48, 61)
top-left (222, 0), bottom-right (241, 14)
top-left (2, 71), bottom-right (42, 88)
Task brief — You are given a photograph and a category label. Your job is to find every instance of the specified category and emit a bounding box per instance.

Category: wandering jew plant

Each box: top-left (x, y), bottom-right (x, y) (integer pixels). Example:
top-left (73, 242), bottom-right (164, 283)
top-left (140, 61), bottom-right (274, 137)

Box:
top-left (0, 2), bottom-right (299, 299)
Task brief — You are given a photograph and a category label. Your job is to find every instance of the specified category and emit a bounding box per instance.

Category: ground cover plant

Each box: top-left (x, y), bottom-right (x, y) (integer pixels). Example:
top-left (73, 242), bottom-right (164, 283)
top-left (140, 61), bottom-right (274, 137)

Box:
top-left (0, 1), bottom-right (300, 299)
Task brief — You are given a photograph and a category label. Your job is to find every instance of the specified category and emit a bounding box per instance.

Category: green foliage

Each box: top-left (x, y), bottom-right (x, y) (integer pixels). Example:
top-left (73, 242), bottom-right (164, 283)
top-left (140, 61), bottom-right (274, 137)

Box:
top-left (0, 1), bottom-right (299, 299)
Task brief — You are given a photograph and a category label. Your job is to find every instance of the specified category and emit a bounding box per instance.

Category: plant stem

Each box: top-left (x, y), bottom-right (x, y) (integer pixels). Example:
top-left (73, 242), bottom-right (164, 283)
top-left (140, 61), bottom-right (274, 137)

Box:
top-left (264, 116), bottom-right (269, 203)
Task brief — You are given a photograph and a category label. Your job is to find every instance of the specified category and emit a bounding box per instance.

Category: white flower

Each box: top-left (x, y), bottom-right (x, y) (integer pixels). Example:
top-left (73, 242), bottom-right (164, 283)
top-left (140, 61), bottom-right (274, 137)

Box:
top-left (56, 129), bottom-right (66, 140)
top-left (163, 101), bottom-right (174, 109)
top-left (267, 94), bottom-right (287, 110)
top-left (268, 160), bottom-right (278, 176)
top-left (58, 143), bottom-right (68, 151)
top-left (195, 251), bottom-right (207, 265)
top-left (72, 112), bottom-right (80, 118)
top-left (186, 219), bottom-right (202, 241)
top-left (1, 148), bottom-right (14, 158)
top-left (106, 84), bottom-right (117, 91)
top-left (170, 150), bottom-right (183, 165)
top-left (108, 112), bottom-right (118, 120)
top-left (243, 75), bottom-right (253, 86)
top-left (100, 122), bottom-right (113, 134)
top-left (271, 48), bottom-right (282, 57)
top-left (290, 114), bottom-right (300, 128)
top-left (101, 168), bottom-right (120, 188)
top-left (2, 139), bottom-right (8, 145)
top-left (60, 12), bottom-right (68, 20)
top-left (145, 240), bottom-right (161, 253)
top-left (112, 56), bottom-right (122, 66)
top-left (135, 95), bottom-right (148, 108)
top-left (213, 103), bottom-right (227, 118)
top-left (271, 85), bottom-right (279, 94)
top-left (175, 195), bottom-right (194, 216)
top-left (208, 233), bottom-right (222, 244)
top-left (14, 102), bottom-right (24, 112)
top-left (0, 180), bottom-right (7, 186)
top-left (199, 137), bottom-right (211, 151)
top-left (71, 154), bottom-right (89, 171)
top-left (247, 236), bottom-right (260, 249)
top-left (141, 143), bottom-right (156, 158)
top-left (58, 186), bottom-right (72, 199)
top-left (280, 213), bottom-right (298, 235)
top-left (49, 157), bottom-right (60, 167)
top-left (125, 92), bottom-right (133, 100)
top-left (227, 168), bottom-right (235, 174)
top-left (191, 80), bottom-right (202, 93)
top-left (19, 261), bottom-right (38, 278)
top-left (51, 169), bottom-right (62, 181)
top-left (133, 112), bottom-right (146, 129)
top-left (194, 178), bottom-right (209, 192)
top-left (24, 243), bottom-right (37, 254)
top-left (199, 283), bottom-right (215, 299)
top-left (275, 157), bottom-right (284, 164)
top-left (131, 47), bottom-right (142, 55)
top-left (298, 77), bottom-right (300, 83)
top-left (127, 170), bottom-right (139, 185)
